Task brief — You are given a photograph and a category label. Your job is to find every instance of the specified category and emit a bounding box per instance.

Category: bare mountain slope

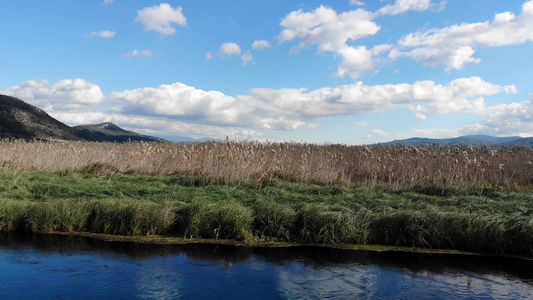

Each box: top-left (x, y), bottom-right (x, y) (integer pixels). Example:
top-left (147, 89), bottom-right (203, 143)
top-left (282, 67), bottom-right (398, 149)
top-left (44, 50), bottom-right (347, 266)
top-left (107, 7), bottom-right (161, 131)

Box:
top-left (0, 94), bottom-right (99, 141)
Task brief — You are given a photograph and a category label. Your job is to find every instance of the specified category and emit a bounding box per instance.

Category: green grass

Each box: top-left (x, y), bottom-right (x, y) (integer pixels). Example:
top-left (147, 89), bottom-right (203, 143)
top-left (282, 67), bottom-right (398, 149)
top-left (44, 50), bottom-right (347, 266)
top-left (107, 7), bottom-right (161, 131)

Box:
top-left (0, 169), bottom-right (532, 257)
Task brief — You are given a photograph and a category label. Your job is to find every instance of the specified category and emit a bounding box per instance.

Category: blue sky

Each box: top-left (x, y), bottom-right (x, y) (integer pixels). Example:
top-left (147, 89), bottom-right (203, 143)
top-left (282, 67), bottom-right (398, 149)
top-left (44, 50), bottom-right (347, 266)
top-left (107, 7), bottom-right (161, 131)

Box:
top-left (1, 0), bottom-right (532, 144)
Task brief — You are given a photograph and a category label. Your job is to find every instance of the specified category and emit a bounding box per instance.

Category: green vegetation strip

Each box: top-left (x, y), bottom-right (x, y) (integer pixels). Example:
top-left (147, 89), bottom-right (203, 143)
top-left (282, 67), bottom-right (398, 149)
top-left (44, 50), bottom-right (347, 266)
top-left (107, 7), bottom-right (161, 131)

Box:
top-left (1, 169), bottom-right (532, 257)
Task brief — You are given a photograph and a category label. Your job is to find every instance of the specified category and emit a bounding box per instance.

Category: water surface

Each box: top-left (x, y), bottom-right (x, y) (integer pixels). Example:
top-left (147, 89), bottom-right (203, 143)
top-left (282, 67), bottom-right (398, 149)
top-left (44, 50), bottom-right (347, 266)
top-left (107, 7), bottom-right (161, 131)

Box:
top-left (1, 233), bottom-right (532, 299)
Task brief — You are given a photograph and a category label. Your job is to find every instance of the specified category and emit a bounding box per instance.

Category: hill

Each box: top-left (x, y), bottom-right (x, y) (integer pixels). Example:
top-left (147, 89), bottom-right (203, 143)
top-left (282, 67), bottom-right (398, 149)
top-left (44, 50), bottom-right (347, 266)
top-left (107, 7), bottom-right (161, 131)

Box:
top-left (0, 94), bottom-right (99, 141)
top-left (383, 135), bottom-right (532, 147)
top-left (73, 122), bottom-right (168, 143)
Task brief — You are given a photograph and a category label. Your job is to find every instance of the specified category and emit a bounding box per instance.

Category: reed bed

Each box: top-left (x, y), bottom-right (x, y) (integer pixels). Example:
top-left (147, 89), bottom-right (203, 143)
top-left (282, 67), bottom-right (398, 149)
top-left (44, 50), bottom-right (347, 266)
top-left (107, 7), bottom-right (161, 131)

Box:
top-left (0, 139), bottom-right (532, 191)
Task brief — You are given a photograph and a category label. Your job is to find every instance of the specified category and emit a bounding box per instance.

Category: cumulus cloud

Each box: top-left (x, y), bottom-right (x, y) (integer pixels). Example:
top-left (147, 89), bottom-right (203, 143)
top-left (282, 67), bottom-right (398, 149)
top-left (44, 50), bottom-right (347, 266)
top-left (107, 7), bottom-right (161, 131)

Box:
top-left (414, 128), bottom-right (460, 138)
top-left (354, 121), bottom-right (370, 127)
top-left (370, 129), bottom-right (390, 137)
top-left (278, 6), bottom-right (379, 51)
top-left (1, 76), bottom-right (527, 142)
top-left (409, 105), bottom-right (428, 119)
top-left (252, 40), bottom-right (271, 49)
top-left (0, 79), bottom-right (104, 111)
top-left (207, 43), bottom-right (244, 62)
top-left (350, 0), bottom-right (365, 6)
top-left (462, 100), bottom-right (533, 136)
top-left (377, 0), bottom-right (431, 16)
top-left (277, 5), bottom-right (385, 79)
top-left (108, 82), bottom-right (250, 126)
top-left (220, 42), bottom-right (241, 57)
top-left (84, 30), bottom-right (116, 38)
top-left (240, 76), bottom-right (515, 123)
top-left (394, 0), bottom-right (533, 69)
top-left (335, 44), bottom-right (392, 78)
top-left (2, 77), bottom-right (517, 127)
top-left (135, 3), bottom-right (186, 36)
top-left (241, 51), bottom-right (253, 66)
top-left (123, 49), bottom-right (153, 58)
top-left (276, 1), bottom-right (441, 78)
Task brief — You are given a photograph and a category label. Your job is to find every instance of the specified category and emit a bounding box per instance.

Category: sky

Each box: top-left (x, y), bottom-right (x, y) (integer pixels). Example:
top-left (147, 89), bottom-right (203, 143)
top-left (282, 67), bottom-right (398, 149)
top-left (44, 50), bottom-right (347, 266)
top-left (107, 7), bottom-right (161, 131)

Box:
top-left (1, 0), bottom-right (533, 144)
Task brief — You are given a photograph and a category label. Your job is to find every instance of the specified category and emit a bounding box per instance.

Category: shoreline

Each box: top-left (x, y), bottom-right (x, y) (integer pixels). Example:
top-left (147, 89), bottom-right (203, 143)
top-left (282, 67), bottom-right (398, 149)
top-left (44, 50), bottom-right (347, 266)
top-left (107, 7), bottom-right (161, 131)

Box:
top-left (50, 231), bottom-right (533, 261)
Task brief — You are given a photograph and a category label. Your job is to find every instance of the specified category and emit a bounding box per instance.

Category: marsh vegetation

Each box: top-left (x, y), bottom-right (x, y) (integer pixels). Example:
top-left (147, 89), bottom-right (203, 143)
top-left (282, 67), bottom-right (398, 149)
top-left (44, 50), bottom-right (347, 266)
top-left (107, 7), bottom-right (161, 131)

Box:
top-left (1, 139), bottom-right (532, 190)
top-left (0, 140), bottom-right (532, 257)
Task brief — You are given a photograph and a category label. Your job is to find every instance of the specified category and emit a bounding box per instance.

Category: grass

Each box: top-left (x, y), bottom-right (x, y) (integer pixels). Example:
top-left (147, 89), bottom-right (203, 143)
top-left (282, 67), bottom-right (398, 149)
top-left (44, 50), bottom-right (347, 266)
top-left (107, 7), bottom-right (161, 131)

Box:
top-left (0, 168), bottom-right (532, 257)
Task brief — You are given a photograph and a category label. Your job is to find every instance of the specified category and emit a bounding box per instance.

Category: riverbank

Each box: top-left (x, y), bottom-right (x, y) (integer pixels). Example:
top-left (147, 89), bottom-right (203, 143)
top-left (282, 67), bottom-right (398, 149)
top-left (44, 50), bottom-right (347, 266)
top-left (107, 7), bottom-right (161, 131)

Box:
top-left (1, 169), bottom-right (532, 258)
top-left (51, 231), bottom-right (492, 257)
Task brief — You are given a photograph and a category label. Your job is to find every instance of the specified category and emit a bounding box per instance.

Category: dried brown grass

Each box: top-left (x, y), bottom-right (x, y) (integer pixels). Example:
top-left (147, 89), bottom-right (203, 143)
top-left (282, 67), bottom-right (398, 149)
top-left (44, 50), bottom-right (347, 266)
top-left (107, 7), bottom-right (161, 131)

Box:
top-left (1, 139), bottom-right (532, 191)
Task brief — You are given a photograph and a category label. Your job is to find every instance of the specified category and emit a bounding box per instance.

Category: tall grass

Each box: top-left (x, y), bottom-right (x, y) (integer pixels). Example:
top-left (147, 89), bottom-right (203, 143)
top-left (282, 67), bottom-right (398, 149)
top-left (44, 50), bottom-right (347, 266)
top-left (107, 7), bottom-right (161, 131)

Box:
top-left (1, 169), bottom-right (532, 256)
top-left (0, 140), bottom-right (532, 191)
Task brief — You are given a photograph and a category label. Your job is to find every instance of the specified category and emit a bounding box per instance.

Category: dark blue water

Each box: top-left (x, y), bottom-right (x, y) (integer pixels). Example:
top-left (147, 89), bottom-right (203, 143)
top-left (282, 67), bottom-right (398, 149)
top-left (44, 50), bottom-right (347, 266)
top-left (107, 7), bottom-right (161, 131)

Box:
top-left (1, 233), bottom-right (532, 299)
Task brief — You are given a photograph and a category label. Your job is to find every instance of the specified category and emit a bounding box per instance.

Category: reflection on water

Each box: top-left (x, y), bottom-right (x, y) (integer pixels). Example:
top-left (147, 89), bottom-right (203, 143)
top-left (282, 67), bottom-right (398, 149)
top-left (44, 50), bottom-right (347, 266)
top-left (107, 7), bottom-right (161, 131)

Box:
top-left (1, 233), bottom-right (532, 299)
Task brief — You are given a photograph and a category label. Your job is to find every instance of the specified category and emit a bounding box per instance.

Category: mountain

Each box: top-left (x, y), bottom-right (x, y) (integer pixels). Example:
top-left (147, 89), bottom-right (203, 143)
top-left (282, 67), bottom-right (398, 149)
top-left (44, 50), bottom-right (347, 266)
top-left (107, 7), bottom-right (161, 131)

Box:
top-left (382, 135), bottom-right (532, 147)
top-left (503, 137), bottom-right (533, 147)
top-left (0, 94), bottom-right (169, 143)
top-left (0, 94), bottom-right (99, 141)
top-left (73, 122), bottom-right (168, 143)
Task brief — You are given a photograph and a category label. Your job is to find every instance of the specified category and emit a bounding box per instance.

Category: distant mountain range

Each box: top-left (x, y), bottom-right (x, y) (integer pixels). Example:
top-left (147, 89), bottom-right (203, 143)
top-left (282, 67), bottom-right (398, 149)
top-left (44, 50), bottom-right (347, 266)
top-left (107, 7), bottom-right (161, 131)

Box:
top-left (381, 135), bottom-right (533, 147)
top-left (74, 122), bottom-right (167, 143)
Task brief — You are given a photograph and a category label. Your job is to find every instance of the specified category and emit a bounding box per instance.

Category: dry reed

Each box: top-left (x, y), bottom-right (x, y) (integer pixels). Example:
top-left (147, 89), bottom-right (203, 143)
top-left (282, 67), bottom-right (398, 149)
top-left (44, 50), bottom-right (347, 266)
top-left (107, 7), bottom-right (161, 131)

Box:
top-left (0, 139), bottom-right (532, 191)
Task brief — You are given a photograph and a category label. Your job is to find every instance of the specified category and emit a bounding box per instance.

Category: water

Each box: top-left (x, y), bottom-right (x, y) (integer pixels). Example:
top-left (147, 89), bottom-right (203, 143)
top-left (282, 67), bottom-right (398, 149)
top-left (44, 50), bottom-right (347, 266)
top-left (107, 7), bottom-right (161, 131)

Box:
top-left (1, 233), bottom-right (532, 299)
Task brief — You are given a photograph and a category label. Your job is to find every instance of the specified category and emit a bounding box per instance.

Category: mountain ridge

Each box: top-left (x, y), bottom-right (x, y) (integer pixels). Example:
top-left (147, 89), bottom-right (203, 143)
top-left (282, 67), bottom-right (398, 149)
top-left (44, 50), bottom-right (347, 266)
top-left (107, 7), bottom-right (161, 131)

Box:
top-left (381, 135), bottom-right (532, 147)
top-left (0, 94), bottom-right (99, 141)
top-left (73, 122), bottom-right (168, 143)
top-left (0, 94), bottom-right (167, 143)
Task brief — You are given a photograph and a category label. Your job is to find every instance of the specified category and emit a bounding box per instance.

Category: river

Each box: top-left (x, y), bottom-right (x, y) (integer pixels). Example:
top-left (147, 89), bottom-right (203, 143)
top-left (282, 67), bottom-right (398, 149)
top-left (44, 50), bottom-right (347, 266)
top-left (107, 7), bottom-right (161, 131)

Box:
top-left (1, 233), bottom-right (532, 299)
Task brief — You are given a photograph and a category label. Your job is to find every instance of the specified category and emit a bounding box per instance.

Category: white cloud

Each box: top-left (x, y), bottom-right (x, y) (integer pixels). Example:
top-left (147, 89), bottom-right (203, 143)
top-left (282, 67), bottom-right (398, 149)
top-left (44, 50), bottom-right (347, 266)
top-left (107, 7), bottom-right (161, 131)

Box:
top-left (84, 30), bottom-right (116, 38)
top-left (414, 128), bottom-right (460, 138)
top-left (350, 0), bottom-right (365, 6)
top-left (0, 79), bottom-right (104, 111)
top-left (123, 49), bottom-right (153, 58)
top-left (242, 51), bottom-right (253, 66)
top-left (252, 40), bottom-right (271, 50)
top-left (208, 43), bottom-right (243, 62)
top-left (465, 100), bottom-right (533, 136)
top-left (409, 104), bottom-right (428, 119)
top-left (220, 42), bottom-right (241, 57)
top-left (277, 5), bottom-right (384, 79)
top-left (108, 82), bottom-right (253, 127)
top-left (2, 76), bottom-right (527, 142)
top-left (108, 82), bottom-right (323, 131)
top-left (395, 0), bottom-right (533, 69)
top-left (103, 0), bottom-right (114, 3)
top-left (377, 0), bottom-right (431, 16)
top-left (432, 0), bottom-right (447, 12)
top-left (411, 98), bottom-right (533, 138)
top-left (241, 76), bottom-right (514, 122)
top-left (278, 6), bottom-right (379, 51)
top-left (370, 129), bottom-right (390, 137)
top-left (335, 44), bottom-right (392, 78)
top-left (135, 3), bottom-right (186, 36)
